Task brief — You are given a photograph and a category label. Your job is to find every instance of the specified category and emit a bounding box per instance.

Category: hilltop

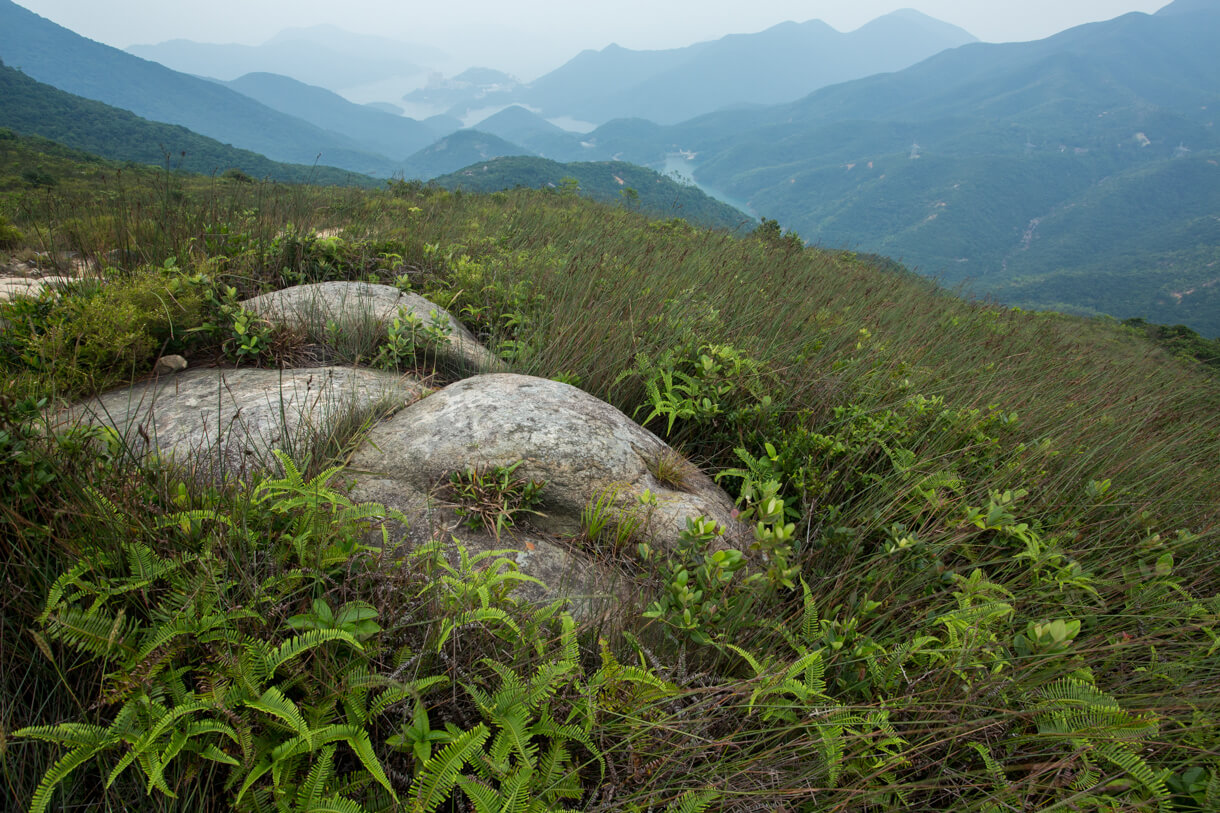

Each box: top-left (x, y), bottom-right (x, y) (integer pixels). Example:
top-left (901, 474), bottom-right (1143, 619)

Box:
top-left (582, 1), bottom-right (1220, 336)
top-left (421, 10), bottom-right (977, 124)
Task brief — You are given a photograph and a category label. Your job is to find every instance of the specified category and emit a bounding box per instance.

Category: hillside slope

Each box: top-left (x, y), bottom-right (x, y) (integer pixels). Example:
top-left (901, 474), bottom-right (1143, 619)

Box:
top-left (401, 130), bottom-right (534, 180)
top-left (0, 61), bottom-right (375, 186)
top-left (431, 155), bottom-right (753, 230)
top-left (221, 73), bottom-right (438, 158)
top-left (0, 0), bottom-right (400, 177)
top-left (637, 3), bottom-right (1220, 335)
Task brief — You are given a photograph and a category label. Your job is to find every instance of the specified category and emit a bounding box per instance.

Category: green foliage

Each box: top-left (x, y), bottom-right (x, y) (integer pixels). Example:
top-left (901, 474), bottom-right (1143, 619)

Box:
top-left (640, 517), bottom-right (750, 645)
top-left (0, 210), bottom-right (22, 246)
top-left (198, 283), bottom-right (274, 365)
top-left (445, 462), bottom-right (546, 538)
top-left (751, 216), bottom-right (804, 250)
top-left (1124, 317), bottom-right (1220, 367)
top-left (4, 141), bottom-right (1220, 813)
top-left (371, 307), bottom-right (453, 372)
top-left (2, 262), bottom-right (205, 396)
top-left (15, 466), bottom-right (416, 812)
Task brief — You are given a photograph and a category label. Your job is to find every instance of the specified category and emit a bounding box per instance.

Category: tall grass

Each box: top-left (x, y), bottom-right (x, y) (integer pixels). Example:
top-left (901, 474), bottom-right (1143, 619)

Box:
top-left (2, 154), bottom-right (1218, 810)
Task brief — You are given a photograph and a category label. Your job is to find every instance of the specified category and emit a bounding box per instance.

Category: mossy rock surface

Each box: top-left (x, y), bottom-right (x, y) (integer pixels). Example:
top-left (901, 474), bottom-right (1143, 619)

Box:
top-left (243, 281), bottom-right (507, 376)
top-left (61, 365), bottom-right (425, 479)
top-left (348, 373), bottom-right (747, 551)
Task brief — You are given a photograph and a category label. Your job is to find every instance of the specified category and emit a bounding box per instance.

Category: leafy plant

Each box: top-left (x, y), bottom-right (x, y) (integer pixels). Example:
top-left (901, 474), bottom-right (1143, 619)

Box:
top-left (640, 516), bottom-right (749, 645)
top-left (445, 462), bottom-right (546, 538)
top-left (372, 307), bottom-right (453, 372)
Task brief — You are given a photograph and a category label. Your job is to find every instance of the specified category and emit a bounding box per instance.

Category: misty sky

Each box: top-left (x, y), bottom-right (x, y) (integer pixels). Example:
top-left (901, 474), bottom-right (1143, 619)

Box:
top-left (15, 0), bottom-right (1173, 80)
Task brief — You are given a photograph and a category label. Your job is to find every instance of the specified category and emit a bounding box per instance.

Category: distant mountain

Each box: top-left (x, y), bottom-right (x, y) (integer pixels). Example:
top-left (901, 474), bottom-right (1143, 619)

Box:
top-left (365, 102), bottom-right (404, 115)
top-left (467, 107), bottom-right (585, 161)
top-left (401, 130), bottom-right (531, 180)
top-left (0, 0), bottom-right (400, 177)
top-left (127, 24), bottom-right (438, 90)
top-left (431, 156), bottom-right (753, 231)
top-left (221, 73), bottom-right (437, 158)
top-left (649, 1), bottom-right (1220, 334)
top-left (401, 68), bottom-right (520, 115)
top-left (0, 60), bottom-right (374, 186)
top-left (435, 10), bottom-right (977, 125)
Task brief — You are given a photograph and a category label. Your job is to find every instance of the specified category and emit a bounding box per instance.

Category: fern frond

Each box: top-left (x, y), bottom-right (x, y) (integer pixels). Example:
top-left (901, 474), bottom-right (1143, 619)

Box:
top-left (331, 724), bottom-right (397, 802)
top-left (307, 795), bottom-right (374, 813)
top-left (457, 776), bottom-right (502, 813)
top-left (14, 722), bottom-right (109, 747)
top-left (435, 608), bottom-right (521, 651)
top-left (44, 606), bottom-right (136, 658)
top-left (526, 660), bottom-right (575, 711)
top-left (800, 578), bottom-right (819, 647)
top-left (156, 508), bottom-right (236, 531)
top-left (38, 559), bottom-right (97, 621)
top-left (367, 675), bottom-right (450, 720)
top-left (259, 629), bottom-right (364, 679)
top-left (1094, 741), bottom-right (1172, 811)
top-left (499, 708), bottom-right (537, 766)
top-left (663, 789), bottom-right (720, 813)
top-left (497, 762), bottom-right (534, 813)
top-left (194, 742), bottom-right (241, 766)
top-left (296, 744), bottom-right (337, 811)
top-left (409, 723), bottom-right (489, 813)
top-left (245, 686), bottom-right (311, 740)
top-left (28, 743), bottom-right (113, 813)
top-left (967, 741), bottom-right (1008, 794)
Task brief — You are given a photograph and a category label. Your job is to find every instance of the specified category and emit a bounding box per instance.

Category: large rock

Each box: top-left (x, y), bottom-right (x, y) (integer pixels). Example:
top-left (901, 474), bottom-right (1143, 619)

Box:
top-left (63, 366), bottom-right (425, 480)
top-left (348, 374), bottom-right (747, 553)
top-left (243, 282), bottom-right (505, 376)
top-left (0, 274), bottom-right (72, 303)
top-left (350, 482), bottom-right (634, 615)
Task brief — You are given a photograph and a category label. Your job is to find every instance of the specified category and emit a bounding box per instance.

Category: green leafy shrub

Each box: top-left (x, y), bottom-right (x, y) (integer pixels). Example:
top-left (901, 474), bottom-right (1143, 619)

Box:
top-left (371, 307), bottom-right (453, 372)
top-left (5, 263), bottom-right (205, 396)
top-left (0, 211), bottom-right (23, 247)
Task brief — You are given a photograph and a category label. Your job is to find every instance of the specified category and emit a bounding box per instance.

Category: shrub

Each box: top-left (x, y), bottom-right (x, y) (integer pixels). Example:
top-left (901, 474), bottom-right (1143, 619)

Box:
top-left (0, 212), bottom-right (22, 247)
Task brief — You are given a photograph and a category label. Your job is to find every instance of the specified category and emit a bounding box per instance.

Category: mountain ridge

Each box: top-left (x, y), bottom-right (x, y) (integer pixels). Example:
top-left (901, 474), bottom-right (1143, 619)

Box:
top-left (0, 0), bottom-right (401, 176)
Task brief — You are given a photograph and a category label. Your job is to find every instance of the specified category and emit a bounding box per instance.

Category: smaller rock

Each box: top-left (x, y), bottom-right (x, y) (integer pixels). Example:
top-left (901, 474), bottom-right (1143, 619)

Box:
top-left (153, 354), bottom-right (189, 375)
top-left (243, 282), bottom-right (507, 378)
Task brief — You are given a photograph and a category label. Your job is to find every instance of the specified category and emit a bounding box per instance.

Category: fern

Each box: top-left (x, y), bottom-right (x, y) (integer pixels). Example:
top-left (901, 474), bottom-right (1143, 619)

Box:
top-left (245, 686), bottom-right (312, 740)
top-left (409, 724), bottom-right (490, 813)
top-left (662, 789), bottom-right (721, 813)
top-left (1094, 741), bottom-right (1172, 811)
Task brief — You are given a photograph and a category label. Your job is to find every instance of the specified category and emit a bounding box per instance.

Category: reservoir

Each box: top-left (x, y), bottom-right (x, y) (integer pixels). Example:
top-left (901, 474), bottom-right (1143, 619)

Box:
top-left (662, 153), bottom-right (757, 219)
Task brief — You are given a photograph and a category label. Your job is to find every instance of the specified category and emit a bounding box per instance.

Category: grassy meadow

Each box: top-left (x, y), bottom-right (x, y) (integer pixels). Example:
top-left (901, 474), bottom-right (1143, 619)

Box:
top-left (1, 137), bottom-right (1219, 811)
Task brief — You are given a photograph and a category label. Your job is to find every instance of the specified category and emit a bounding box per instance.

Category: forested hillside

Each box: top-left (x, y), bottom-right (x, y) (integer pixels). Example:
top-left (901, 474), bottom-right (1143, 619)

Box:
top-left (0, 62), bottom-right (376, 186)
top-left (0, 0), bottom-right (399, 176)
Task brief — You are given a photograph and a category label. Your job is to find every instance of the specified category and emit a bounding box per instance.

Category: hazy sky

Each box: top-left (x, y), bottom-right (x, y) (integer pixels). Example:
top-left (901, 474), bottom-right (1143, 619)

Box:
top-left (15, 0), bottom-right (1173, 79)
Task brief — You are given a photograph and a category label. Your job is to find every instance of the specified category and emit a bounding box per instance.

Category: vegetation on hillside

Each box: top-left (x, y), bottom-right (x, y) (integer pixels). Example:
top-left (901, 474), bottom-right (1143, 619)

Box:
top-left (0, 61), bottom-right (377, 187)
top-left (430, 156), bottom-right (753, 231)
top-left (586, 5), bottom-right (1220, 337)
top-left (0, 0), bottom-right (399, 176)
top-left (2, 136), bottom-right (1218, 812)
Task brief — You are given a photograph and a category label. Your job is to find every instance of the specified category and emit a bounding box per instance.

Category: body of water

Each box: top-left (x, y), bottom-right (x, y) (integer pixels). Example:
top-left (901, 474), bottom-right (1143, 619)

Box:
top-left (661, 154), bottom-right (756, 218)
